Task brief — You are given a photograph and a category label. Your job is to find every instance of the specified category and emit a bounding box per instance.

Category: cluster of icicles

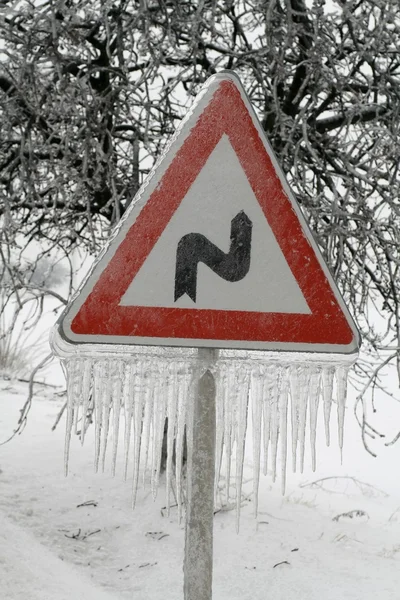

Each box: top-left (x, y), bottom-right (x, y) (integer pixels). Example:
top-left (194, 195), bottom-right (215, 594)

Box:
top-left (64, 356), bottom-right (348, 522)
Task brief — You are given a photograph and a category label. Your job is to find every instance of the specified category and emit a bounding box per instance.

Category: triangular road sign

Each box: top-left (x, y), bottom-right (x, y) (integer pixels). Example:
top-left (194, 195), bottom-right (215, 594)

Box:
top-left (59, 72), bottom-right (359, 354)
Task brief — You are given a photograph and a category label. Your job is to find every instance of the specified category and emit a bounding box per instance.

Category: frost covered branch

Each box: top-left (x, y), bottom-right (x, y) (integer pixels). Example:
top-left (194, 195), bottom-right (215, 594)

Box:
top-left (1, 0), bottom-right (400, 450)
top-left (0, 352), bottom-right (53, 445)
top-left (300, 476), bottom-right (388, 498)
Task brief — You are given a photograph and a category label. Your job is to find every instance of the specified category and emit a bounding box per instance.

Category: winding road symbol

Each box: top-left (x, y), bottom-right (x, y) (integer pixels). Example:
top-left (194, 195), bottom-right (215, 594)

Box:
top-left (174, 210), bottom-right (253, 303)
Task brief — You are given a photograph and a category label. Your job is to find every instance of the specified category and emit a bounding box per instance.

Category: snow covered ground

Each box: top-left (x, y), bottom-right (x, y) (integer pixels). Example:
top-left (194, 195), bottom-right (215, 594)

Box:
top-left (1, 374), bottom-right (400, 599)
top-left (0, 510), bottom-right (119, 600)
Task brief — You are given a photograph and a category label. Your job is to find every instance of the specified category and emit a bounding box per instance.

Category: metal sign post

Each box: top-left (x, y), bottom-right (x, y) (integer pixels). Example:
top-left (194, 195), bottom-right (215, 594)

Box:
top-left (184, 348), bottom-right (217, 600)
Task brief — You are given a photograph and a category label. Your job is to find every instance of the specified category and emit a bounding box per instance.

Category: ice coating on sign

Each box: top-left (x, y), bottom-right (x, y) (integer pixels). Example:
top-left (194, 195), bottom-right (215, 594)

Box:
top-left (62, 355), bottom-right (351, 520)
top-left (336, 365), bottom-right (349, 461)
top-left (289, 366), bottom-right (300, 472)
top-left (279, 367), bottom-right (289, 495)
top-left (214, 367), bottom-right (226, 506)
top-left (122, 363), bottom-right (135, 480)
top-left (235, 367), bottom-right (250, 531)
top-left (92, 361), bottom-right (104, 473)
top-left (166, 365), bottom-right (178, 514)
top-left (250, 369), bottom-right (262, 516)
top-left (100, 362), bottom-right (113, 473)
top-left (322, 366), bottom-right (335, 446)
top-left (111, 361), bottom-right (123, 475)
top-left (175, 367), bottom-right (189, 522)
top-left (80, 359), bottom-right (92, 445)
top-left (308, 368), bottom-right (321, 472)
top-left (132, 362), bottom-right (145, 507)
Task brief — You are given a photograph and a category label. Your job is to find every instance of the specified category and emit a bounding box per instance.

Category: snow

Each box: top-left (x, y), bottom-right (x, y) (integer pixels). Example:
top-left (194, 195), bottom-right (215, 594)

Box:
top-left (0, 511), bottom-right (120, 600)
top-left (1, 375), bottom-right (400, 599)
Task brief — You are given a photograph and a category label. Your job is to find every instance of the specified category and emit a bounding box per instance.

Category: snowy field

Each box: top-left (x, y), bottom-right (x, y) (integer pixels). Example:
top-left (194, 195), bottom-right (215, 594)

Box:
top-left (1, 372), bottom-right (400, 600)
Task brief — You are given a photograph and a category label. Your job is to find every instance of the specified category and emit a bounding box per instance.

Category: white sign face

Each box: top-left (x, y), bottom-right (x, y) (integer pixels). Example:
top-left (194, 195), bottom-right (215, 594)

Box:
top-left (58, 72), bottom-right (359, 354)
top-left (120, 135), bottom-right (310, 315)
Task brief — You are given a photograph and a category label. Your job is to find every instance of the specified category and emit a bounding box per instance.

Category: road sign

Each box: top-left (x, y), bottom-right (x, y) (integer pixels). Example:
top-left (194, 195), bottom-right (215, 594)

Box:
top-left (59, 72), bottom-right (359, 354)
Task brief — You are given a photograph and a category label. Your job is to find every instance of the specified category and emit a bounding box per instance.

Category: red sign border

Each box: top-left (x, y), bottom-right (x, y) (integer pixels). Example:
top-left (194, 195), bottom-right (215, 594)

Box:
top-left (68, 76), bottom-right (355, 348)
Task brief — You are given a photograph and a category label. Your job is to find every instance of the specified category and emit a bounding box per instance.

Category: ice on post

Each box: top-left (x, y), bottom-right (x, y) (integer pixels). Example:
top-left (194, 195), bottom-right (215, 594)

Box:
top-left (50, 71), bottom-right (359, 521)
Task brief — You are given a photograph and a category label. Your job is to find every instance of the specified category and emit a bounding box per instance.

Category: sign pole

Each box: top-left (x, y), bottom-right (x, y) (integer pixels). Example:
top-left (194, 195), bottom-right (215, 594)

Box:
top-left (184, 347), bottom-right (218, 600)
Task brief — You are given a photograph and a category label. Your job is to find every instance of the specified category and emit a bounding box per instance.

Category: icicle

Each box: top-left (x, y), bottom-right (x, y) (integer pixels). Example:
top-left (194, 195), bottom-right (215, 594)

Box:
top-left (224, 363), bottom-right (235, 503)
top-left (69, 360), bottom-right (84, 436)
top-left (279, 367), bottom-right (289, 495)
top-left (175, 367), bottom-right (189, 523)
top-left (142, 370), bottom-right (155, 485)
top-left (58, 344), bottom-right (355, 527)
top-left (214, 365), bottom-right (226, 507)
top-left (71, 359), bottom-right (86, 436)
top-left (251, 367), bottom-right (263, 516)
top-left (100, 361), bottom-right (113, 473)
top-left (151, 363), bottom-right (168, 499)
top-left (132, 360), bottom-right (146, 508)
top-left (92, 360), bottom-right (105, 473)
top-left (298, 366), bottom-right (311, 473)
top-left (322, 366), bottom-right (335, 446)
top-left (80, 359), bottom-right (92, 445)
top-left (235, 365), bottom-right (250, 532)
top-left (64, 359), bottom-right (79, 475)
top-left (336, 365), bottom-right (349, 462)
top-left (111, 361), bottom-right (124, 476)
top-left (262, 366), bottom-right (274, 476)
top-left (123, 362), bottom-right (136, 480)
top-left (183, 365), bottom-right (197, 523)
top-left (165, 364), bottom-right (178, 515)
top-left (289, 365), bottom-right (300, 472)
top-left (269, 367), bottom-right (280, 483)
top-left (73, 380), bottom-right (81, 436)
top-left (308, 367), bottom-right (321, 472)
